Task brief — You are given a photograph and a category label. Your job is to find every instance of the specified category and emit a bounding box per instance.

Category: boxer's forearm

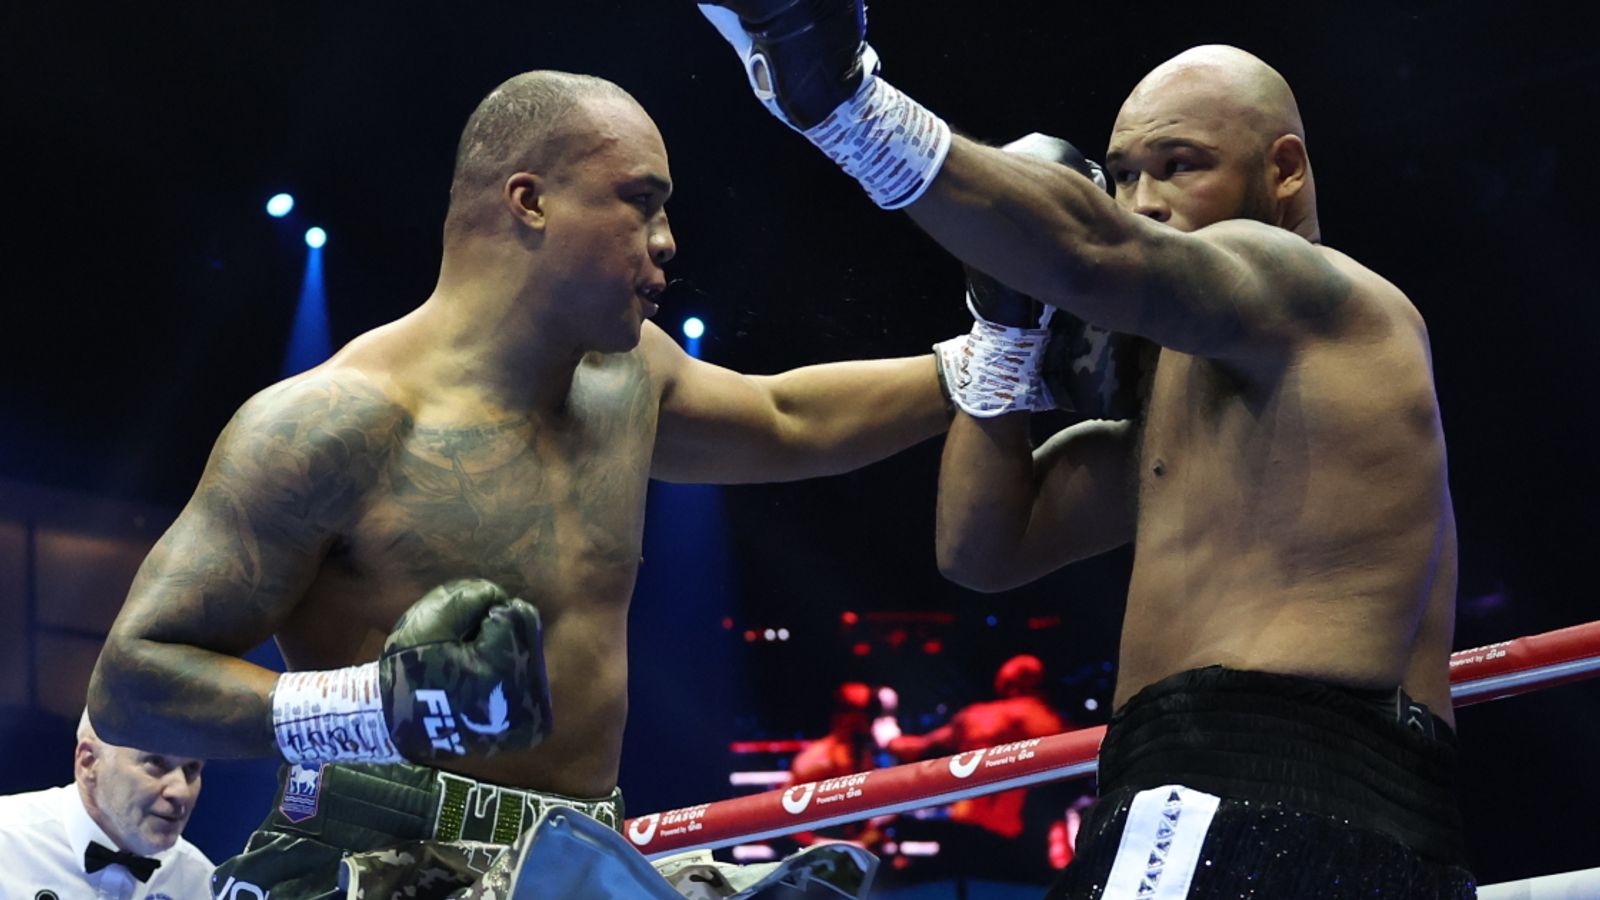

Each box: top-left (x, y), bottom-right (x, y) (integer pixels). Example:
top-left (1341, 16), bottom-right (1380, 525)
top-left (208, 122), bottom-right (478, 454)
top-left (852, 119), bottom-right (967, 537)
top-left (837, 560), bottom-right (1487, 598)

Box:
top-left (89, 637), bottom-right (279, 758)
top-left (939, 415), bottom-right (1135, 590)
top-left (935, 412), bottom-right (1037, 592)
top-left (89, 479), bottom-right (322, 760)
top-left (747, 355), bottom-right (948, 480)
top-left (888, 723), bottom-right (958, 762)
top-left (909, 136), bottom-right (1142, 331)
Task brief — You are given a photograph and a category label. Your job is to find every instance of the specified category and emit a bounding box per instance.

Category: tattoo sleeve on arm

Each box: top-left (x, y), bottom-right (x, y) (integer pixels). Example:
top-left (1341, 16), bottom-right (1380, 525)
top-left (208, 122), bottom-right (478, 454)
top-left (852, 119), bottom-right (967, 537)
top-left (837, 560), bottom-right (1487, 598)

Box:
top-left (89, 375), bottom-right (407, 757)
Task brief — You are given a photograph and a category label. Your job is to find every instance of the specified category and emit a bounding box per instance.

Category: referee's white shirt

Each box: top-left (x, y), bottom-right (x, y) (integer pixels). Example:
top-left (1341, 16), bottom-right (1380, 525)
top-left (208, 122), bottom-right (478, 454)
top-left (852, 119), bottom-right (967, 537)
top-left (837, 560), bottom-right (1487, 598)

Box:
top-left (0, 784), bottom-right (214, 900)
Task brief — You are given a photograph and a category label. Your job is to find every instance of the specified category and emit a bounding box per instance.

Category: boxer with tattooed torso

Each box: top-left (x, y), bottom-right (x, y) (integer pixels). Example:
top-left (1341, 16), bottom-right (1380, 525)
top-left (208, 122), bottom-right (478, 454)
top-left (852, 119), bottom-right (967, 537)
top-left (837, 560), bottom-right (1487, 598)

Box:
top-left (89, 70), bottom-right (947, 897)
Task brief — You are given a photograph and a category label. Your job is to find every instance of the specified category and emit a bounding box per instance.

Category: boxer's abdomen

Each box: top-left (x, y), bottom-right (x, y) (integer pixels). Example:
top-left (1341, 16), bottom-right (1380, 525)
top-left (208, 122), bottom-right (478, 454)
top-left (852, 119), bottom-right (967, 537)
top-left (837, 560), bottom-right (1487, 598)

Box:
top-left (1116, 334), bottom-right (1452, 712)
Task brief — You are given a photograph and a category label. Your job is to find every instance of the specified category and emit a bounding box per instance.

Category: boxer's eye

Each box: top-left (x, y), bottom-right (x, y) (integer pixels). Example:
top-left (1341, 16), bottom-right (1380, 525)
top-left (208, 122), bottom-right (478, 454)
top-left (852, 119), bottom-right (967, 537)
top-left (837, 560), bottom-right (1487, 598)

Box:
top-left (632, 193), bottom-right (668, 219)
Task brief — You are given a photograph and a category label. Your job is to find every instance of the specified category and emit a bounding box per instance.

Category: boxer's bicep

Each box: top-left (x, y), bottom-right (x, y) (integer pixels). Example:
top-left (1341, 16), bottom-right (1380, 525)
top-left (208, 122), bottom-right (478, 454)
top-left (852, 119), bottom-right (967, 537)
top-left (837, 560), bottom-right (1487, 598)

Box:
top-left (1010, 419), bottom-right (1138, 581)
top-left (939, 417), bottom-right (1133, 593)
top-left (121, 423), bottom-right (330, 653)
top-left (118, 382), bottom-right (383, 652)
top-left (93, 379), bottom-right (393, 753)
top-left (1100, 219), bottom-right (1350, 362)
top-left (649, 347), bottom-right (788, 484)
top-left (649, 324), bottom-right (943, 482)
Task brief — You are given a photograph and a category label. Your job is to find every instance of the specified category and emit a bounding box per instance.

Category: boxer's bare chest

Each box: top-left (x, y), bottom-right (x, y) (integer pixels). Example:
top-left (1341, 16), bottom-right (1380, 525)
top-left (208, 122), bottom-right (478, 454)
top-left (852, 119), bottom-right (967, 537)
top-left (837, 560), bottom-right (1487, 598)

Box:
top-left (1134, 347), bottom-right (1311, 509)
top-left (1121, 337), bottom-right (1446, 697)
top-left (303, 356), bottom-right (659, 640)
top-left (1129, 349), bottom-right (1309, 594)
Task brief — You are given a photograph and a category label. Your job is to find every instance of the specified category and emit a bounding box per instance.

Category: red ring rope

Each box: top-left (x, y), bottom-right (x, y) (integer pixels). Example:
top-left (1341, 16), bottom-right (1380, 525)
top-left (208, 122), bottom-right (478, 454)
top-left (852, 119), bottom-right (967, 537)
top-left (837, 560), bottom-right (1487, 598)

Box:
top-left (623, 620), bottom-right (1600, 858)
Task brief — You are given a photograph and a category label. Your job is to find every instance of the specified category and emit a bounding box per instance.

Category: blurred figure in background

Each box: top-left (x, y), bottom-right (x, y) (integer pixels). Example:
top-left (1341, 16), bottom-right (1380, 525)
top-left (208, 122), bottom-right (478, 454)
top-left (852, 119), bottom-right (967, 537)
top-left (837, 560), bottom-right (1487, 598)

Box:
top-left (890, 654), bottom-right (1068, 838)
top-left (790, 682), bottom-right (885, 785)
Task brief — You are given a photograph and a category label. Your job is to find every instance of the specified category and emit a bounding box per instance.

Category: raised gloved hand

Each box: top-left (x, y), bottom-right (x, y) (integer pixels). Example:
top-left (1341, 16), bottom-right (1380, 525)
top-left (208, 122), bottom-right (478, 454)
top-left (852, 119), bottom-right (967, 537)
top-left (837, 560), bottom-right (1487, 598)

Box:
top-left (697, 0), bottom-right (871, 130)
top-left (698, 0), bottom-right (951, 209)
top-left (271, 579), bottom-right (553, 765)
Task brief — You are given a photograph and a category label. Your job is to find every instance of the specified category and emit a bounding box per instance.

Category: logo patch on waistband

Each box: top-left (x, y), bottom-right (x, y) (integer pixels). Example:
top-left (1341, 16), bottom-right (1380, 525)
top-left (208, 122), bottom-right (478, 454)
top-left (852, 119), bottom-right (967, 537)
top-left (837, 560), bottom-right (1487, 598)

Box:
top-left (281, 762), bottom-right (325, 823)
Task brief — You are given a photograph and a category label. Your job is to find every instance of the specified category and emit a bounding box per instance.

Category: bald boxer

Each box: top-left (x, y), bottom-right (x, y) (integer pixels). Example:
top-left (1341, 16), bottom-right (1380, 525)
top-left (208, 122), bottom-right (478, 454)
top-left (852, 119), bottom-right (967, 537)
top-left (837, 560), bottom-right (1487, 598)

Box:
top-left (88, 69), bottom-right (947, 897)
top-left (703, 6), bottom-right (1472, 897)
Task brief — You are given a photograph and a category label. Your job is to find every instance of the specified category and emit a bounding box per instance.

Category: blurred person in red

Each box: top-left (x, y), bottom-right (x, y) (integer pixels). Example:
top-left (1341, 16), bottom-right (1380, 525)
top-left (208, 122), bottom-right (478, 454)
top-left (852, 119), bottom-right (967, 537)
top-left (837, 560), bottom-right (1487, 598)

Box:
top-left (790, 682), bottom-right (883, 785)
top-left (786, 682), bottom-right (901, 849)
top-left (889, 655), bottom-right (1068, 839)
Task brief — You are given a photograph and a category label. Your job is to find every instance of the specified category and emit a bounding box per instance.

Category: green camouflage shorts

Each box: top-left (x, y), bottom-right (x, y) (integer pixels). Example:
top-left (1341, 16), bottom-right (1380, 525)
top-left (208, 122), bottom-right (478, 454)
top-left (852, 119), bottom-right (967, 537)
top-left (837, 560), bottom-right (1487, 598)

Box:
top-left (210, 761), bottom-right (622, 900)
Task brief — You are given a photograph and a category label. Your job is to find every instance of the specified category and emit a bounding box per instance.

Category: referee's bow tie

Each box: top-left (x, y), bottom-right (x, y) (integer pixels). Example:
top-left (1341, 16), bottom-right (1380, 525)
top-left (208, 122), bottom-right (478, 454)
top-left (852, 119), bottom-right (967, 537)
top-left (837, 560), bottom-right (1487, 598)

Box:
top-left (84, 840), bottom-right (161, 882)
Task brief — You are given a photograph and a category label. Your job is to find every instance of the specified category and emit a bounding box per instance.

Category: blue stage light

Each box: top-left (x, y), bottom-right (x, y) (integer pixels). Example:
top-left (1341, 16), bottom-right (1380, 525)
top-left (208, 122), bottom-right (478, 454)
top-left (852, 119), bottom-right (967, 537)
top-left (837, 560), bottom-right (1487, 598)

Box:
top-left (304, 227), bottom-right (327, 249)
top-left (682, 316), bottom-right (706, 340)
top-left (266, 193), bottom-right (295, 218)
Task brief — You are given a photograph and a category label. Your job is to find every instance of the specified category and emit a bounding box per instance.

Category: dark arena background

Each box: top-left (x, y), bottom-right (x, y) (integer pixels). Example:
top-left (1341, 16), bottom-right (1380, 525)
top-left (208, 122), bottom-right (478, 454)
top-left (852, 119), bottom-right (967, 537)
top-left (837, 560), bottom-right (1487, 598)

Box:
top-left (3, 1), bottom-right (1597, 893)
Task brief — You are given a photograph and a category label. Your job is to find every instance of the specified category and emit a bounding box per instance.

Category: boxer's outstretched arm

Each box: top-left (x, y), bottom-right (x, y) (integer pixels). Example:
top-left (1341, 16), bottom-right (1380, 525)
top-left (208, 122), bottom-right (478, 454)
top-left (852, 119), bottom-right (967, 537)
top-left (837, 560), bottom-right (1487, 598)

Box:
top-left (887, 720), bottom-right (960, 762)
top-left (642, 323), bottom-right (948, 484)
top-left (937, 414), bottom-right (1135, 593)
top-left (696, 9), bottom-right (1346, 363)
top-left (908, 137), bottom-right (1350, 365)
top-left (883, 707), bottom-right (966, 755)
top-left (89, 376), bottom-right (389, 757)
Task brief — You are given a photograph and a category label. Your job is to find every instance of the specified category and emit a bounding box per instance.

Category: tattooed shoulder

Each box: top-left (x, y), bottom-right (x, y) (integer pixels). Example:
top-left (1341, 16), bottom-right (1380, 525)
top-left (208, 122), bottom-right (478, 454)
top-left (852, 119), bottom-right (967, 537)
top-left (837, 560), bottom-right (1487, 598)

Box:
top-left (205, 370), bottom-right (413, 531)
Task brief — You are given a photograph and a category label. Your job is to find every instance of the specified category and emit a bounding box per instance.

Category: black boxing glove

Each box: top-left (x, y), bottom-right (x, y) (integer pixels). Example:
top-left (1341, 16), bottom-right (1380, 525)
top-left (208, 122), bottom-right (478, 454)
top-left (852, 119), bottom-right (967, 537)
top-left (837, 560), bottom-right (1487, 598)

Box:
top-left (270, 579), bottom-right (552, 765)
top-left (697, 0), bottom-right (870, 130)
top-left (698, 0), bottom-right (950, 209)
top-left (935, 133), bottom-right (1116, 417)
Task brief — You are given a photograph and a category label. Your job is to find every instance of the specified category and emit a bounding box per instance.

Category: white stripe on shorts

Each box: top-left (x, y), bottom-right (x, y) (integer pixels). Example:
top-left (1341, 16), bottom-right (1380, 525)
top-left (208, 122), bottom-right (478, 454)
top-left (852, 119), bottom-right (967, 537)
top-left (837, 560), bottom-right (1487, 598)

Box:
top-left (1100, 784), bottom-right (1221, 899)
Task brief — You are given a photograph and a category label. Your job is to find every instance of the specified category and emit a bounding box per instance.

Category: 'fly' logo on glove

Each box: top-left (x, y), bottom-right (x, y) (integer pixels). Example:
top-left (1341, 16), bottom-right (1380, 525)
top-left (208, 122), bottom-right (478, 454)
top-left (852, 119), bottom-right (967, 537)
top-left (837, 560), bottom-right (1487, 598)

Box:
top-left (416, 689), bottom-right (466, 755)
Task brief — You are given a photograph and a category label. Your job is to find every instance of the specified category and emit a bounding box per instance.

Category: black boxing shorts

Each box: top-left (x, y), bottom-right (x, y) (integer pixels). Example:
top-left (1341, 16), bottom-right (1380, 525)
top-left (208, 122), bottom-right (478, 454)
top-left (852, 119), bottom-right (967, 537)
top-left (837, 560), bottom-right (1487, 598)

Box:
top-left (1046, 666), bottom-right (1477, 899)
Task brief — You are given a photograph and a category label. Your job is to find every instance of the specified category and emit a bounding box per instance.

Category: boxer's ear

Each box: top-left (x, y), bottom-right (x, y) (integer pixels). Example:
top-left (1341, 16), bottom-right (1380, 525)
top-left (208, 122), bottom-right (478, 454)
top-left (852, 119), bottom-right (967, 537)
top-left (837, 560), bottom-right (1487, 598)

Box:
top-left (505, 173), bottom-right (547, 232)
top-left (1267, 135), bottom-right (1309, 202)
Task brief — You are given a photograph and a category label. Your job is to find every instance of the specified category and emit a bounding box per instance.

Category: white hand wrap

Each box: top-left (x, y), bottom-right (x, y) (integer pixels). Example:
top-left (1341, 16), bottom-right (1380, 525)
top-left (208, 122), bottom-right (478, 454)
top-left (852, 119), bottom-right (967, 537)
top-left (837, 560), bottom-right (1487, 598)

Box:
top-left (698, 5), bottom-right (951, 209)
top-left (935, 305), bottom-right (1057, 418)
top-left (800, 47), bottom-right (952, 210)
top-left (271, 662), bottom-right (403, 765)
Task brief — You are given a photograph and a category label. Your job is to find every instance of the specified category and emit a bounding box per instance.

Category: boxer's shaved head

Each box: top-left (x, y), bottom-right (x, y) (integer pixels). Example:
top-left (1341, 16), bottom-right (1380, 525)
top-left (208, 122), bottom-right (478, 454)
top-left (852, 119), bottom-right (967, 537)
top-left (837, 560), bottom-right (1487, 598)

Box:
top-left (1126, 45), bottom-right (1306, 150)
top-left (445, 70), bottom-right (640, 237)
top-left (1109, 45), bottom-right (1319, 238)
